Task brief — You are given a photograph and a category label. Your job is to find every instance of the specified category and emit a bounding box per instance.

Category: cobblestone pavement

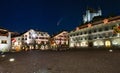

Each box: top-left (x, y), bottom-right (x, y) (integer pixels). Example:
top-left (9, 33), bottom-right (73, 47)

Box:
top-left (0, 49), bottom-right (120, 73)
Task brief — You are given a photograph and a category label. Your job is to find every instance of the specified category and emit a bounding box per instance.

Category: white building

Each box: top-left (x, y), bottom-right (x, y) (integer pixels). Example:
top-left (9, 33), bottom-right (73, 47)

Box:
top-left (0, 32), bottom-right (11, 52)
top-left (21, 29), bottom-right (50, 50)
top-left (69, 16), bottom-right (120, 48)
top-left (83, 7), bottom-right (102, 23)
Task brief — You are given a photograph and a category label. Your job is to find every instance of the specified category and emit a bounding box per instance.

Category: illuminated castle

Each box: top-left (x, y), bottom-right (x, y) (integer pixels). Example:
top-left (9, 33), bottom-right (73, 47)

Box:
top-left (83, 7), bottom-right (102, 23)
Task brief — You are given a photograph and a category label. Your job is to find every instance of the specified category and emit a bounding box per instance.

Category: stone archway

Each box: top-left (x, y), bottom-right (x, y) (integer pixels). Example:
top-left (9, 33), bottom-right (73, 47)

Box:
top-left (93, 40), bottom-right (104, 47)
top-left (105, 40), bottom-right (111, 47)
top-left (112, 38), bottom-right (120, 46)
top-left (80, 41), bottom-right (88, 47)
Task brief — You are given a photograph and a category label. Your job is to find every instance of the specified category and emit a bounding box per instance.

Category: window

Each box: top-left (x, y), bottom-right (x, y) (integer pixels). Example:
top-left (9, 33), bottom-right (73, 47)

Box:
top-left (112, 25), bottom-right (116, 29)
top-left (25, 35), bottom-right (27, 37)
top-left (29, 32), bottom-right (31, 35)
top-left (84, 37), bottom-right (87, 40)
top-left (107, 32), bottom-right (111, 37)
top-left (45, 34), bottom-right (48, 36)
top-left (88, 36), bottom-right (92, 40)
top-left (29, 36), bottom-right (31, 39)
top-left (1, 40), bottom-right (7, 44)
top-left (25, 38), bottom-right (27, 40)
top-left (18, 38), bottom-right (21, 40)
top-left (93, 29), bottom-right (96, 33)
top-left (79, 32), bottom-right (82, 35)
top-left (98, 28), bottom-right (102, 32)
top-left (84, 31), bottom-right (87, 34)
top-left (76, 33), bottom-right (79, 36)
top-left (104, 26), bottom-right (109, 31)
top-left (99, 34), bottom-right (102, 38)
top-left (113, 33), bottom-right (117, 37)
top-left (70, 34), bottom-right (72, 37)
top-left (88, 30), bottom-right (92, 34)
top-left (93, 35), bottom-right (97, 39)
top-left (22, 38), bottom-right (24, 40)
top-left (36, 37), bottom-right (38, 39)
top-left (41, 33), bottom-right (44, 36)
top-left (81, 38), bottom-right (83, 40)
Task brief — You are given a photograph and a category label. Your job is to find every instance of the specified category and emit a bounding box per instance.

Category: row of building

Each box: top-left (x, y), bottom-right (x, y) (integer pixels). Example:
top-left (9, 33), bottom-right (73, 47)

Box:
top-left (0, 8), bottom-right (120, 52)
top-left (11, 29), bottom-right (68, 51)
top-left (0, 28), bottom-right (69, 52)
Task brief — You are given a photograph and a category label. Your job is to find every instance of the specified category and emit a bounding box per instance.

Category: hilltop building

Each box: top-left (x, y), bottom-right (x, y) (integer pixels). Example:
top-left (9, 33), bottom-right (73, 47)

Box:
top-left (83, 7), bottom-right (102, 23)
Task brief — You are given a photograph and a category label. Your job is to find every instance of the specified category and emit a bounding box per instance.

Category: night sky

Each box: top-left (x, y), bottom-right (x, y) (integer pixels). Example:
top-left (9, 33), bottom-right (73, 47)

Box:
top-left (0, 0), bottom-right (120, 34)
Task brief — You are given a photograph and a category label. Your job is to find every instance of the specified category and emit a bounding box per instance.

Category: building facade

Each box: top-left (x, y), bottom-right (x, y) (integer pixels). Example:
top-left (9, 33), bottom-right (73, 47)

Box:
top-left (0, 32), bottom-right (11, 52)
top-left (51, 31), bottom-right (68, 49)
top-left (69, 16), bottom-right (120, 48)
top-left (83, 8), bottom-right (102, 23)
top-left (21, 29), bottom-right (50, 50)
top-left (12, 36), bottom-right (22, 51)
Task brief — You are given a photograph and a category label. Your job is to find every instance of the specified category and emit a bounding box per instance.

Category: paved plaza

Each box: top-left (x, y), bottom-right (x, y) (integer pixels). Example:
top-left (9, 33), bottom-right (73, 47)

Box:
top-left (0, 49), bottom-right (120, 73)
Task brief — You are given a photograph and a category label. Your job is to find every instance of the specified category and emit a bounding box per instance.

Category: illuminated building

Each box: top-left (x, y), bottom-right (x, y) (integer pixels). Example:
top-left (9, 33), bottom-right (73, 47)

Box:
top-left (69, 16), bottom-right (120, 48)
top-left (0, 28), bottom-right (11, 52)
top-left (83, 7), bottom-right (102, 23)
top-left (51, 31), bottom-right (68, 50)
top-left (12, 36), bottom-right (22, 51)
top-left (21, 29), bottom-right (50, 50)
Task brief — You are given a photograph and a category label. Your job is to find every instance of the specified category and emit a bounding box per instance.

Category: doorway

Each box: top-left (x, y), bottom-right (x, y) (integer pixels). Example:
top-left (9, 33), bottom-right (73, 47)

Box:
top-left (105, 40), bottom-right (111, 47)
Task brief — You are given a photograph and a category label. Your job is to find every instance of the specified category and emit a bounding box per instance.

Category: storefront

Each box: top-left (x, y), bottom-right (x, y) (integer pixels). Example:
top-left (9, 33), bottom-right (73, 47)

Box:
top-left (80, 41), bottom-right (88, 47)
top-left (93, 40), bottom-right (104, 47)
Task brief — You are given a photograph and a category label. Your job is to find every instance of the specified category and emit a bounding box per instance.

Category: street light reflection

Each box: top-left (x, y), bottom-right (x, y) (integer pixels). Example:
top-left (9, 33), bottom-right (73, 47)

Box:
top-left (9, 58), bottom-right (15, 62)
top-left (109, 49), bottom-right (113, 52)
top-left (1, 54), bottom-right (5, 57)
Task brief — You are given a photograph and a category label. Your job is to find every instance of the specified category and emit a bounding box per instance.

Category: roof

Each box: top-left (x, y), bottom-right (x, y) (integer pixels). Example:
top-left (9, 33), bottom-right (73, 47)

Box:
top-left (87, 7), bottom-right (97, 13)
top-left (0, 27), bottom-right (8, 32)
top-left (72, 15), bottom-right (120, 32)
top-left (20, 29), bottom-right (49, 36)
top-left (51, 30), bottom-right (68, 38)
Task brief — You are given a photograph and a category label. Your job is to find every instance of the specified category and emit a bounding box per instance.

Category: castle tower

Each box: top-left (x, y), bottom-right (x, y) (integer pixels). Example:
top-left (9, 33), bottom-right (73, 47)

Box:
top-left (83, 7), bottom-right (102, 23)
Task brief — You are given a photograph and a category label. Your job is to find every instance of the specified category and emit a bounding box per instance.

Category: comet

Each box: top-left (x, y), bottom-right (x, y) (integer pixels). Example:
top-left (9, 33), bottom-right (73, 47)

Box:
top-left (57, 18), bottom-right (63, 26)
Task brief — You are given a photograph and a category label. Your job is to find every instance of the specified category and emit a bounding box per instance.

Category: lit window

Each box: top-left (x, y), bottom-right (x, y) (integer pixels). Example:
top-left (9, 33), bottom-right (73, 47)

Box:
top-left (1, 40), bottom-right (7, 44)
